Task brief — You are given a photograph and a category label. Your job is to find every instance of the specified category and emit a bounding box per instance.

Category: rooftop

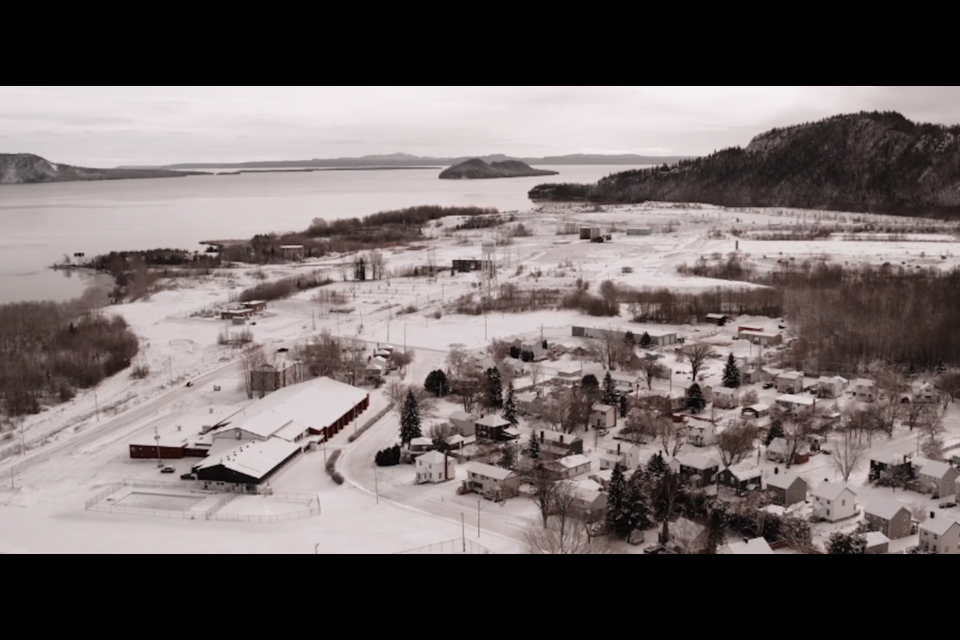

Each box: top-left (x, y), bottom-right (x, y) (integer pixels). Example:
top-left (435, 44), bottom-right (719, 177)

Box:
top-left (559, 455), bottom-right (592, 470)
top-left (475, 415), bottom-right (511, 428)
top-left (813, 482), bottom-right (853, 502)
top-left (726, 463), bottom-right (762, 481)
top-left (922, 517), bottom-right (960, 537)
top-left (865, 531), bottom-right (890, 548)
top-left (778, 372), bottom-right (805, 381)
top-left (777, 394), bottom-right (815, 406)
top-left (865, 498), bottom-right (908, 521)
top-left (450, 411), bottom-right (476, 422)
top-left (724, 538), bottom-right (774, 555)
top-left (467, 462), bottom-right (516, 482)
top-left (674, 453), bottom-right (720, 471)
top-left (418, 451), bottom-right (448, 465)
top-left (765, 472), bottom-right (804, 491)
top-left (196, 437), bottom-right (301, 480)
top-left (855, 379), bottom-right (876, 388)
top-left (410, 437), bottom-right (433, 447)
top-left (916, 459), bottom-right (955, 479)
top-left (539, 430), bottom-right (582, 445)
top-left (593, 404), bottom-right (614, 413)
top-left (233, 377), bottom-right (369, 434)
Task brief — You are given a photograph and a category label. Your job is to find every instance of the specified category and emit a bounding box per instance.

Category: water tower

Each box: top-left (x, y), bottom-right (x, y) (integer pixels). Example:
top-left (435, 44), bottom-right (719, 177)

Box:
top-left (481, 238), bottom-right (498, 298)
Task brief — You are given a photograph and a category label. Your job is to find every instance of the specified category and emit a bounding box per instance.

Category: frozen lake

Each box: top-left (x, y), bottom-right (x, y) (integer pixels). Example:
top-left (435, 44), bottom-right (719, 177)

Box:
top-left (0, 165), bottom-right (640, 304)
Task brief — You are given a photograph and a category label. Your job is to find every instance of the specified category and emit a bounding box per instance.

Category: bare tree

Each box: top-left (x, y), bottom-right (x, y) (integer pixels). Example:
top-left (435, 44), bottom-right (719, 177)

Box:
top-left (716, 422), bottom-right (758, 467)
top-left (389, 349), bottom-right (414, 377)
top-left (428, 423), bottom-right (456, 450)
top-left (457, 371), bottom-right (485, 414)
top-left (528, 362), bottom-right (545, 390)
top-left (487, 339), bottom-right (511, 364)
top-left (368, 250), bottom-right (387, 281)
top-left (524, 517), bottom-right (620, 555)
top-left (638, 359), bottom-right (668, 392)
top-left (446, 344), bottom-right (473, 382)
top-left (301, 330), bottom-right (344, 380)
top-left (938, 372), bottom-right (960, 408)
top-left (589, 330), bottom-right (628, 372)
top-left (918, 405), bottom-right (947, 460)
top-left (742, 389), bottom-right (759, 407)
top-left (685, 343), bottom-right (717, 381)
top-left (386, 381), bottom-right (438, 420)
top-left (657, 417), bottom-right (685, 458)
top-left (240, 344), bottom-right (267, 399)
top-left (538, 386), bottom-right (588, 434)
top-left (770, 405), bottom-right (816, 469)
top-left (341, 337), bottom-right (368, 386)
top-left (527, 464), bottom-right (558, 526)
top-left (829, 428), bottom-right (869, 482)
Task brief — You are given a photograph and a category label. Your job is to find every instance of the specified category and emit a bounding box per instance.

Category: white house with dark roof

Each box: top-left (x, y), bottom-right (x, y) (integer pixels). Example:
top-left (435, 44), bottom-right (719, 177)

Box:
top-left (812, 483), bottom-right (857, 522)
top-left (919, 517), bottom-right (960, 555)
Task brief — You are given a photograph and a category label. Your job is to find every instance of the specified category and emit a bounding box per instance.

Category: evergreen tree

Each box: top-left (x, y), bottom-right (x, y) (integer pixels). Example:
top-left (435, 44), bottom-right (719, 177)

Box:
top-left (619, 395), bottom-right (629, 419)
top-left (764, 422), bottom-right (785, 446)
top-left (623, 468), bottom-right (652, 537)
top-left (582, 374), bottom-right (599, 392)
top-left (400, 391), bottom-right (422, 445)
top-left (526, 434), bottom-right (541, 461)
top-left (424, 369), bottom-right (448, 397)
top-left (484, 367), bottom-right (504, 409)
top-left (503, 381), bottom-right (519, 426)
top-left (639, 332), bottom-right (652, 349)
top-left (624, 331), bottom-right (636, 346)
top-left (509, 345), bottom-right (521, 359)
top-left (647, 453), bottom-right (669, 477)
top-left (603, 372), bottom-right (619, 406)
top-left (685, 383), bottom-right (706, 414)
top-left (605, 462), bottom-right (629, 537)
top-left (722, 354), bottom-right (741, 389)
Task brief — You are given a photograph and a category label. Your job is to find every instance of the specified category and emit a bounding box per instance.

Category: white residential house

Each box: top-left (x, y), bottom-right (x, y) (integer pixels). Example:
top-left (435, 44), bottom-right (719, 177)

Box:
top-left (915, 459), bottom-right (960, 499)
top-left (449, 411), bottom-right (477, 437)
top-left (600, 442), bottom-right (641, 470)
top-left (607, 371), bottom-right (641, 396)
top-left (918, 517), bottom-right (960, 555)
top-left (516, 393), bottom-right (542, 416)
top-left (712, 387), bottom-right (740, 410)
top-left (721, 538), bottom-right (774, 555)
top-left (776, 371), bottom-right (805, 395)
top-left (591, 404), bottom-right (618, 430)
top-left (687, 421), bottom-right (718, 448)
top-left (548, 455), bottom-right (593, 480)
top-left (415, 451), bottom-right (456, 485)
top-left (776, 394), bottom-right (816, 414)
top-left (906, 382), bottom-right (940, 405)
top-left (854, 379), bottom-right (877, 403)
top-left (818, 376), bottom-right (849, 399)
top-left (812, 483), bottom-right (857, 522)
top-left (464, 463), bottom-right (521, 500)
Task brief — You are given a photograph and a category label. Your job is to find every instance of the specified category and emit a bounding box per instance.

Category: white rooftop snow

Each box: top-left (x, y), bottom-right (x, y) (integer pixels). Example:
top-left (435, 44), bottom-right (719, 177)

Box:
top-left (916, 459), bottom-right (955, 479)
top-left (196, 437), bottom-right (301, 480)
top-left (776, 394), bottom-right (815, 407)
top-left (674, 453), bottom-right (720, 471)
top-left (467, 462), bottom-right (516, 481)
top-left (475, 415), bottom-right (511, 428)
top-left (236, 377), bottom-right (368, 433)
top-left (726, 463), bottom-right (762, 481)
top-left (921, 517), bottom-right (960, 537)
top-left (559, 455), bottom-right (591, 470)
top-left (725, 538), bottom-right (774, 555)
top-left (813, 482), bottom-right (853, 502)
top-left (765, 472), bottom-right (803, 491)
top-left (865, 532), bottom-right (890, 548)
top-left (418, 451), bottom-right (448, 465)
top-left (865, 499), bottom-right (908, 521)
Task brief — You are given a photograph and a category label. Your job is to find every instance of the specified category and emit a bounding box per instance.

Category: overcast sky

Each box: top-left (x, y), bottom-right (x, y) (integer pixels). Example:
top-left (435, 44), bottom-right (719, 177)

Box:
top-left (2, 86), bottom-right (959, 167)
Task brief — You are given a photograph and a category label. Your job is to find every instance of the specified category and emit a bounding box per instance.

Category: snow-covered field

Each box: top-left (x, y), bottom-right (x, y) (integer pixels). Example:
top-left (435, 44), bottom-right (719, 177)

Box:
top-left (1, 202), bottom-right (959, 554)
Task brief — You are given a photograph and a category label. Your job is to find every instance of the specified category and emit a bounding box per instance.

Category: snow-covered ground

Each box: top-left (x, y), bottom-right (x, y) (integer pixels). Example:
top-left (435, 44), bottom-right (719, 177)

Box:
top-left (1, 201), bottom-right (959, 553)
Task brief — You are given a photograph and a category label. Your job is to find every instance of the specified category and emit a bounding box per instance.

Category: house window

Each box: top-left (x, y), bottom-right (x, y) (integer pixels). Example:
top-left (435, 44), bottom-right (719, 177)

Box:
top-left (842, 500), bottom-right (846, 507)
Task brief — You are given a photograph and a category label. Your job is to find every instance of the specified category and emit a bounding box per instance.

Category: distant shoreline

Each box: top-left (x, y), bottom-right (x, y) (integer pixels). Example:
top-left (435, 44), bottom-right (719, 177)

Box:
top-left (214, 166), bottom-right (442, 175)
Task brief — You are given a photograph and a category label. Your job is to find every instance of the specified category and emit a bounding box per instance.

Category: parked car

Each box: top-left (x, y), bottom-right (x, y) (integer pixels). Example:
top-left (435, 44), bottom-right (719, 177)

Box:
top-left (939, 501), bottom-right (957, 509)
top-left (763, 382), bottom-right (775, 389)
top-left (643, 545), bottom-right (667, 555)
top-left (181, 473), bottom-right (196, 481)
top-left (161, 467), bottom-right (176, 474)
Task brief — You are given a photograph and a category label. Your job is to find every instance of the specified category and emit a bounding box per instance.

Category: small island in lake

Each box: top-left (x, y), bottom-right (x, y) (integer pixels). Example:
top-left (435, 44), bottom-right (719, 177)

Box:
top-left (439, 159), bottom-right (560, 180)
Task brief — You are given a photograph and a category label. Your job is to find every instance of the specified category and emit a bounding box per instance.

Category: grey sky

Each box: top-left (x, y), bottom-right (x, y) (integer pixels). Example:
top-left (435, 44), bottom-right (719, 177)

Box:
top-left (1, 86), bottom-right (958, 167)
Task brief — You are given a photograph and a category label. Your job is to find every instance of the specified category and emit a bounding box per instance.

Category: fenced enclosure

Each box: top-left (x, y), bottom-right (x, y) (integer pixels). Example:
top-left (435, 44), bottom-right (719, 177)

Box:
top-left (395, 539), bottom-right (496, 555)
top-left (84, 480), bottom-right (320, 524)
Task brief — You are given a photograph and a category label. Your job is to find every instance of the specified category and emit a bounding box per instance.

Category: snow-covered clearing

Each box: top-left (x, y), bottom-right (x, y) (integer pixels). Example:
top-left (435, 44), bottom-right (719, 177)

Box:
top-left (2, 202), bottom-right (959, 553)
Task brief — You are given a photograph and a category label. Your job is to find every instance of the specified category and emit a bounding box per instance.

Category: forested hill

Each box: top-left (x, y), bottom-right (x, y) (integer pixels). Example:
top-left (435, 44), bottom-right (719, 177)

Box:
top-left (0, 153), bottom-right (200, 185)
top-left (529, 112), bottom-right (960, 217)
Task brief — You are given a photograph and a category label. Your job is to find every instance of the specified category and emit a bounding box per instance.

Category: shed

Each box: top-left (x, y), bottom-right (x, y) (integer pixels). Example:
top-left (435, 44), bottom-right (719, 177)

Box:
top-left (865, 532), bottom-right (890, 555)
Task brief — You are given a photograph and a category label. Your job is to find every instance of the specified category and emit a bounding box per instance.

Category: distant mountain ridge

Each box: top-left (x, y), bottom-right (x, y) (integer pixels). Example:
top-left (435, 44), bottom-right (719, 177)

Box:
top-left (439, 159), bottom-right (560, 180)
top-left (134, 152), bottom-right (692, 170)
top-left (0, 153), bottom-right (199, 185)
top-left (529, 112), bottom-right (960, 217)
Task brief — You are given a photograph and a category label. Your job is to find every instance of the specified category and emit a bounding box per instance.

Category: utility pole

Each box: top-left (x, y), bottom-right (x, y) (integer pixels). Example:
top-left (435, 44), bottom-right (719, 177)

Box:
top-left (478, 497), bottom-right (482, 538)
top-left (404, 324), bottom-right (407, 353)
top-left (154, 427), bottom-right (164, 468)
top-left (462, 513), bottom-right (466, 553)
top-left (168, 357), bottom-right (173, 385)
top-left (94, 391), bottom-right (100, 423)
top-left (374, 465), bottom-right (380, 505)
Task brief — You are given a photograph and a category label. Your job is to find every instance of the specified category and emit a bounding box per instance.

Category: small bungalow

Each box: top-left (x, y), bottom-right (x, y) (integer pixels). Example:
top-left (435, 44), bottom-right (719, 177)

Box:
top-left (279, 245), bottom-right (305, 260)
top-left (591, 404), bottom-right (618, 430)
top-left (818, 376), bottom-right (849, 400)
top-left (812, 483), bottom-right (857, 522)
top-left (741, 404), bottom-right (771, 421)
top-left (669, 518), bottom-right (710, 555)
top-left (776, 371), bottom-right (806, 395)
top-left (450, 411), bottom-right (477, 438)
top-left (718, 463), bottom-right (763, 495)
top-left (607, 371), bottom-right (641, 396)
top-left (415, 451), bottom-right (455, 485)
top-left (464, 463), bottom-right (521, 501)
top-left (915, 459), bottom-right (959, 499)
top-left (918, 516), bottom-right (960, 555)
top-left (854, 379), bottom-right (877, 403)
top-left (687, 421), bottom-right (718, 448)
top-left (537, 430), bottom-right (585, 460)
top-left (600, 442), bottom-right (641, 471)
top-left (564, 484), bottom-right (608, 523)
top-left (712, 387), bottom-right (740, 410)
top-left (721, 538), bottom-right (774, 555)
top-left (865, 532), bottom-right (890, 555)
top-left (766, 438), bottom-right (810, 466)
top-left (221, 307), bottom-right (255, 320)
top-left (547, 455), bottom-right (593, 480)
top-left (863, 499), bottom-right (913, 540)
top-left (739, 331), bottom-right (782, 347)
top-left (705, 314), bottom-right (729, 326)
top-left (409, 437), bottom-right (433, 454)
top-left (670, 454), bottom-right (721, 487)
top-left (445, 434), bottom-right (467, 450)
top-left (475, 415), bottom-right (515, 441)
top-left (516, 392), bottom-right (543, 416)
top-left (765, 472), bottom-right (808, 507)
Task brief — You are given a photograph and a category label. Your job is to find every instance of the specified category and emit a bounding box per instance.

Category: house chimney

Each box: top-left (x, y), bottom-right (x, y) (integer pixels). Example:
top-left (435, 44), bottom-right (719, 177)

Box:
top-left (540, 431), bottom-right (545, 444)
top-left (444, 451), bottom-right (450, 482)
top-left (560, 434), bottom-right (565, 445)
top-left (774, 467), bottom-right (779, 475)
top-left (617, 443), bottom-right (622, 455)
top-left (931, 512), bottom-right (936, 520)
